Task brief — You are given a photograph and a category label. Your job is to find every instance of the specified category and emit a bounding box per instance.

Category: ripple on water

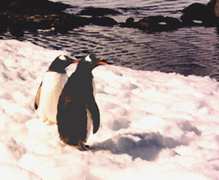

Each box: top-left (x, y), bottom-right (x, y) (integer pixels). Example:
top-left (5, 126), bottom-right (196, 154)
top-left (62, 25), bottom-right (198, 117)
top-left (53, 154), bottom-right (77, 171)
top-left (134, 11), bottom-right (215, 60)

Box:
top-left (16, 25), bottom-right (219, 80)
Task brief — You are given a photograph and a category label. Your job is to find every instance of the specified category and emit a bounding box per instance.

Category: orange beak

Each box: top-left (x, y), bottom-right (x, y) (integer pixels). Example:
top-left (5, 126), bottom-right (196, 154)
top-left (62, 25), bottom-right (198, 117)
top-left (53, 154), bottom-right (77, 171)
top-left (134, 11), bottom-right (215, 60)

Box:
top-left (97, 59), bottom-right (112, 65)
top-left (65, 56), bottom-right (80, 64)
top-left (72, 59), bottom-right (80, 64)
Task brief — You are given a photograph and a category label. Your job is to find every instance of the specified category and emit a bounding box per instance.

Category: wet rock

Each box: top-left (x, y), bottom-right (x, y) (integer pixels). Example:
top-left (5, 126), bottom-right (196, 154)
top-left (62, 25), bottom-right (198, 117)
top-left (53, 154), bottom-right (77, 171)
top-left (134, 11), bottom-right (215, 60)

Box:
top-left (214, 0), bottom-right (219, 17)
top-left (0, 1), bottom-right (102, 35)
top-left (24, 15), bottom-right (54, 31)
top-left (181, 3), bottom-right (216, 26)
top-left (138, 16), bottom-right (181, 32)
top-left (0, 14), bottom-right (8, 33)
top-left (165, 17), bottom-right (182, 27)
top-left (54, 14), bottom-right (89, 33)
top-left (89, 16), bottom-right (118, 27)
top-left (122, 16), bottom-right (181, 32)
top-left (78, 6), bottom-right (121, 16)
top-left (207, 0), bottom-right (218, 17)
top-left (6, 0), bottom-right (219, 35)
top-left (0, 0), bottom-right (75, 34)
top-left (2, 11), bottom-right (116, 35)
top-left (7, 13), bottom-right (90, 34)
top-left (0, 0), bottom-right (71, 14)
top-left (8, 21), bottom-right (24, 37)
top-left (120, 17), bottom-right (136, 28)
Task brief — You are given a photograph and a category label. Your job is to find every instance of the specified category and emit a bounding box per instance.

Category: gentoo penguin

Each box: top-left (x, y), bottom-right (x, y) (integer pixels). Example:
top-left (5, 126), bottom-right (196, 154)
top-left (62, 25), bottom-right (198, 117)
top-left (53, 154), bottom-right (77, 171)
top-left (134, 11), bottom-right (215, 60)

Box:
top-left (57, 54), bottom-right (109, 150)
top-left (34, 55), bottom-right (76, 124)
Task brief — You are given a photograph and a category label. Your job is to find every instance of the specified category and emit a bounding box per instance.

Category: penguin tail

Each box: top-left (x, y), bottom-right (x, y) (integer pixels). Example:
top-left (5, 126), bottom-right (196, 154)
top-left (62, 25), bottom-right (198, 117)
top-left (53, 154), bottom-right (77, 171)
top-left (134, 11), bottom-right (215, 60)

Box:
top-left (34, 102), bottom-right (38, 110)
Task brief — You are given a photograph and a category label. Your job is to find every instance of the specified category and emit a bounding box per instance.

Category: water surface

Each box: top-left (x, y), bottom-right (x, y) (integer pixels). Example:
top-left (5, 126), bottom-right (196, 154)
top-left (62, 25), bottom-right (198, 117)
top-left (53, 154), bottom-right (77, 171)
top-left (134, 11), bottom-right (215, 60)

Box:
top-left (3, 0), bottom-right (219, 80)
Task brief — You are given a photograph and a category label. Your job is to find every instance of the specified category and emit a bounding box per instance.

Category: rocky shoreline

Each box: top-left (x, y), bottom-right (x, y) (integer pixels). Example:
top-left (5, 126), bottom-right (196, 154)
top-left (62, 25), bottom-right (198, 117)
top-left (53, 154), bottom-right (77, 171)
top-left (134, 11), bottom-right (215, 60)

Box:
top-left (0, 0), bottom-right (219, 37)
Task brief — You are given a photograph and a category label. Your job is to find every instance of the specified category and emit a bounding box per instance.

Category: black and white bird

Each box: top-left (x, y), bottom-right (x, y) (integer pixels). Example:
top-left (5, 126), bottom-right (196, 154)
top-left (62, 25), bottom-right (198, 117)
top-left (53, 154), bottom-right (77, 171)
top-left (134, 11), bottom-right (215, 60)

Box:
top-left (57, 54), bottom-right (110, 150)
top-left (34, 55), bottom-right (76, 124)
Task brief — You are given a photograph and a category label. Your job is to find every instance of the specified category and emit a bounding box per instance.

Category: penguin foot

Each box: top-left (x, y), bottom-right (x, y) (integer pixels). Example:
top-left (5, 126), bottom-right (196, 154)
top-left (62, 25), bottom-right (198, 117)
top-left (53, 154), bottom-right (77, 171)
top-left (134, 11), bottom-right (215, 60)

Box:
top-left (77, 142), bottom-right (90, 151)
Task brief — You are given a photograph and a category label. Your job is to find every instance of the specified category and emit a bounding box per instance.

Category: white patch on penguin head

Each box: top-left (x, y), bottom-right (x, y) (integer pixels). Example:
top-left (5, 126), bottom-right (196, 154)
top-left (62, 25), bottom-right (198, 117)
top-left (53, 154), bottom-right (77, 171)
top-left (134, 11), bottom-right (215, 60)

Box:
top-left (85, 55), bottom-right (92, 62)
top-left (59, 55), bottom-right (67, 61)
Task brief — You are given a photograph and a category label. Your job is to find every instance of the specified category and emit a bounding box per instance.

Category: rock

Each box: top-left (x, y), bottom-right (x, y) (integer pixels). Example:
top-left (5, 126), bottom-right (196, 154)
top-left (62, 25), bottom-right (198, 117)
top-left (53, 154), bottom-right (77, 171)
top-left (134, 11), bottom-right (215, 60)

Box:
top-left (8, 20), bottom-right (24, 37)
top-left (0, 14), bottom-right (8, 33)
top-left (0, 0), bottom-right (71, 14)
top-left (0, 3), bottom-right (120, 35)
top-left (78, 7), bottom-right (121, 16)
top-left (125, 17), bottom-right (135, 25)
top-left (214, 0), bottom-right (219, 17)
top-left (54, 14), bottom-right (90, 33)
top-left (181, 3), bottom-right (216, 26)
top-left (120, 17), bottom-right (136, 28)
top-left (7, 13), bottom-right (90, 34)
top-left (0, 1), bottom-right (93, 34)
top-left (207, 0), bottom-right (219, 18)
top-left (164, 17), bottom-right (182, 28)
top-left (137, 16), bottom-right (181, 32)
top-left (122, 16), bottom-right (181, 32)
top-left (89, 16), bottom-right (118, 27)
top-left (0, 1), bottom-right (119, 34)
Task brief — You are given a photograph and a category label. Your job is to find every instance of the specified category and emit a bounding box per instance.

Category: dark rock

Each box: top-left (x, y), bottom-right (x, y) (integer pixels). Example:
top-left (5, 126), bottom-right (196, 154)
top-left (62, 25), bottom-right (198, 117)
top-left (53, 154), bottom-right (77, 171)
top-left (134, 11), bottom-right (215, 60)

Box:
top-left (7, 14), bottom-right (52, 33)
top-left (0, 14), bottom-right (8, 33)
top-left (0, 0), bottom-right (71, 14)
top-left (6, 13), bottom-right (90, 34)
top-left (181, 3), bottom-right (216, 26)
top-left (20, 15), bottom-right (54, 31)
top-left (8, 19), bottom-right (24, 37)
top-left (54, 14), bottom-right (90, 33)
top-left (0, 1), bottom-right (95, 35)
top-left (126, 17), bottom-right (135, 24)
top-left (89, 16), bottom-right (118, 27)
top-left (207, 0), bottom-right (217, 17)
top-left (123, 16), bottom-right (182, 32)
top-left (120, 17), bottom-right (136, 28)
top-left (0, 1), bottom-right (93, 34)
top-left (164, 17), bottom-right (182, 28)
top-left (145, 16), bottom-right (181, 32)
top-left (1, 11), bottom-right (116, 35)
top-left (78, 6), bottom-right (121, 16)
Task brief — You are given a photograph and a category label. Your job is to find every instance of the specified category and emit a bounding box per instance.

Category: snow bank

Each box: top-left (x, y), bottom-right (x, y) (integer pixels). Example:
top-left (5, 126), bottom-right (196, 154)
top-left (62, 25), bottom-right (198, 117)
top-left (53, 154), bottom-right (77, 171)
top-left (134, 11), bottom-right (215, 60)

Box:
top-left (0, 40), bottom-right (219, 180)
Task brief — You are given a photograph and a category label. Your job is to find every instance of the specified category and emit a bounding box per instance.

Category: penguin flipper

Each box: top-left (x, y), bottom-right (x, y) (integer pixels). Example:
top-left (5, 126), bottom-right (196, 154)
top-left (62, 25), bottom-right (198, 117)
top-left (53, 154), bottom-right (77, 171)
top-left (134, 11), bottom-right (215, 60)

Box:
top-left (87, 98), bottom-right (100, 134)
top-left (34, 82), bottom-right (42, 110)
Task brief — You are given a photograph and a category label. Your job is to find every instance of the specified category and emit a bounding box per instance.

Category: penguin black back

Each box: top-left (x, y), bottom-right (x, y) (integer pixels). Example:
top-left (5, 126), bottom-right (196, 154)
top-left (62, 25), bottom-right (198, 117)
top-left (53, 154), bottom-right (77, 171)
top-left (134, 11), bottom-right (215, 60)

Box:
top-left (56, 54), bottom-right (108, 147)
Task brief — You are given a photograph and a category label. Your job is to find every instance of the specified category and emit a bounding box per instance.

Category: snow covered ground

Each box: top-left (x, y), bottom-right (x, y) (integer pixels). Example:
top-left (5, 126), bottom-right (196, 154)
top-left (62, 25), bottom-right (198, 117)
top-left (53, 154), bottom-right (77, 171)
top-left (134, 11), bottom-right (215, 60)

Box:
top-left (0, 40), bottom-right (219, 180)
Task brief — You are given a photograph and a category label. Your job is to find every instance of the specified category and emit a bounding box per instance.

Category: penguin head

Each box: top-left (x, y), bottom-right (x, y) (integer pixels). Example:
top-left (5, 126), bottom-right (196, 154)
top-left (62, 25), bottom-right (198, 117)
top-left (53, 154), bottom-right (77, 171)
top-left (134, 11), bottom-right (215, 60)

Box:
top-left (76, 54), bottom-right (110, 72)
top-left (48, 55), bottom-right (76, 73)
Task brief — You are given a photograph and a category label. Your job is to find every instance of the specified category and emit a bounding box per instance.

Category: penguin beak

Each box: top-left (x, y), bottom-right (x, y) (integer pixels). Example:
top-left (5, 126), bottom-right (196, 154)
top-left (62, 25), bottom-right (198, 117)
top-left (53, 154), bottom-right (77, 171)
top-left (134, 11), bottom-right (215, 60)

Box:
top-left (73, 59), bottom-right (80, 64)
top-left (65, 56), bottom-right (80, 64)
top-left (97, 59), bottom-right (112, 65)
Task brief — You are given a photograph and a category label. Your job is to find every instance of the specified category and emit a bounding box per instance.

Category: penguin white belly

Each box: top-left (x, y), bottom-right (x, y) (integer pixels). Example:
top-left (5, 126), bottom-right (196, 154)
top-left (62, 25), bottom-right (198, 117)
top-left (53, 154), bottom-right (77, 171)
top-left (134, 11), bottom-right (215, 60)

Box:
top-left (86, 109), bottom-right (93, 141)
top-left (38, 72), bottom-right (68, 124)
top-left (86, 81), bottom-right (95, 141)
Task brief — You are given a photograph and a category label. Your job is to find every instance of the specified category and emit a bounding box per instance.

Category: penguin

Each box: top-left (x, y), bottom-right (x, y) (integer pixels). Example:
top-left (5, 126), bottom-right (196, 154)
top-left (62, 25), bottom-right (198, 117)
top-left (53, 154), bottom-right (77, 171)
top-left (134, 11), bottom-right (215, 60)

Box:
top-left (56, 54), bottom-right (110, 150)
top-left (34, 55), bottom-right (76, 124)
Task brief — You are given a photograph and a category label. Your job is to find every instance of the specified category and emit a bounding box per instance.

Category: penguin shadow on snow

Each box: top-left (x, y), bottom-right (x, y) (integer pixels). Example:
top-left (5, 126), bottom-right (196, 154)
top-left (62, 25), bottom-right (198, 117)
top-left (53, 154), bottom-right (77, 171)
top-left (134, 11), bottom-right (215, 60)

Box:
top-left (177, 121), bottom-right (202, 136)
top-left (92, 132), bottom-right (183, 161)
top-left (92, 121), bottom-right (202, 160)
top-left (109, 119), bottom-right (130, 131)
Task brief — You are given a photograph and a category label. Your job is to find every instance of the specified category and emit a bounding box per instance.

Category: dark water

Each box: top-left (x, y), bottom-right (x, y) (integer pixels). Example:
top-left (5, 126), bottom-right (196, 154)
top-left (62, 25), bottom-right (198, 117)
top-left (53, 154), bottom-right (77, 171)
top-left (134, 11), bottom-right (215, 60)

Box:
top-left (3, 0), bottom-right (219, 80)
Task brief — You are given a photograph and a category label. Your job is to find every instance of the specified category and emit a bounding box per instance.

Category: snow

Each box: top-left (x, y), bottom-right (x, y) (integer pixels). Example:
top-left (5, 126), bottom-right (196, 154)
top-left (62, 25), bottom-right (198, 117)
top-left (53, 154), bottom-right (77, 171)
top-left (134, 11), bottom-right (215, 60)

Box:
top-left (0, 39), bottom-right (219, 180)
